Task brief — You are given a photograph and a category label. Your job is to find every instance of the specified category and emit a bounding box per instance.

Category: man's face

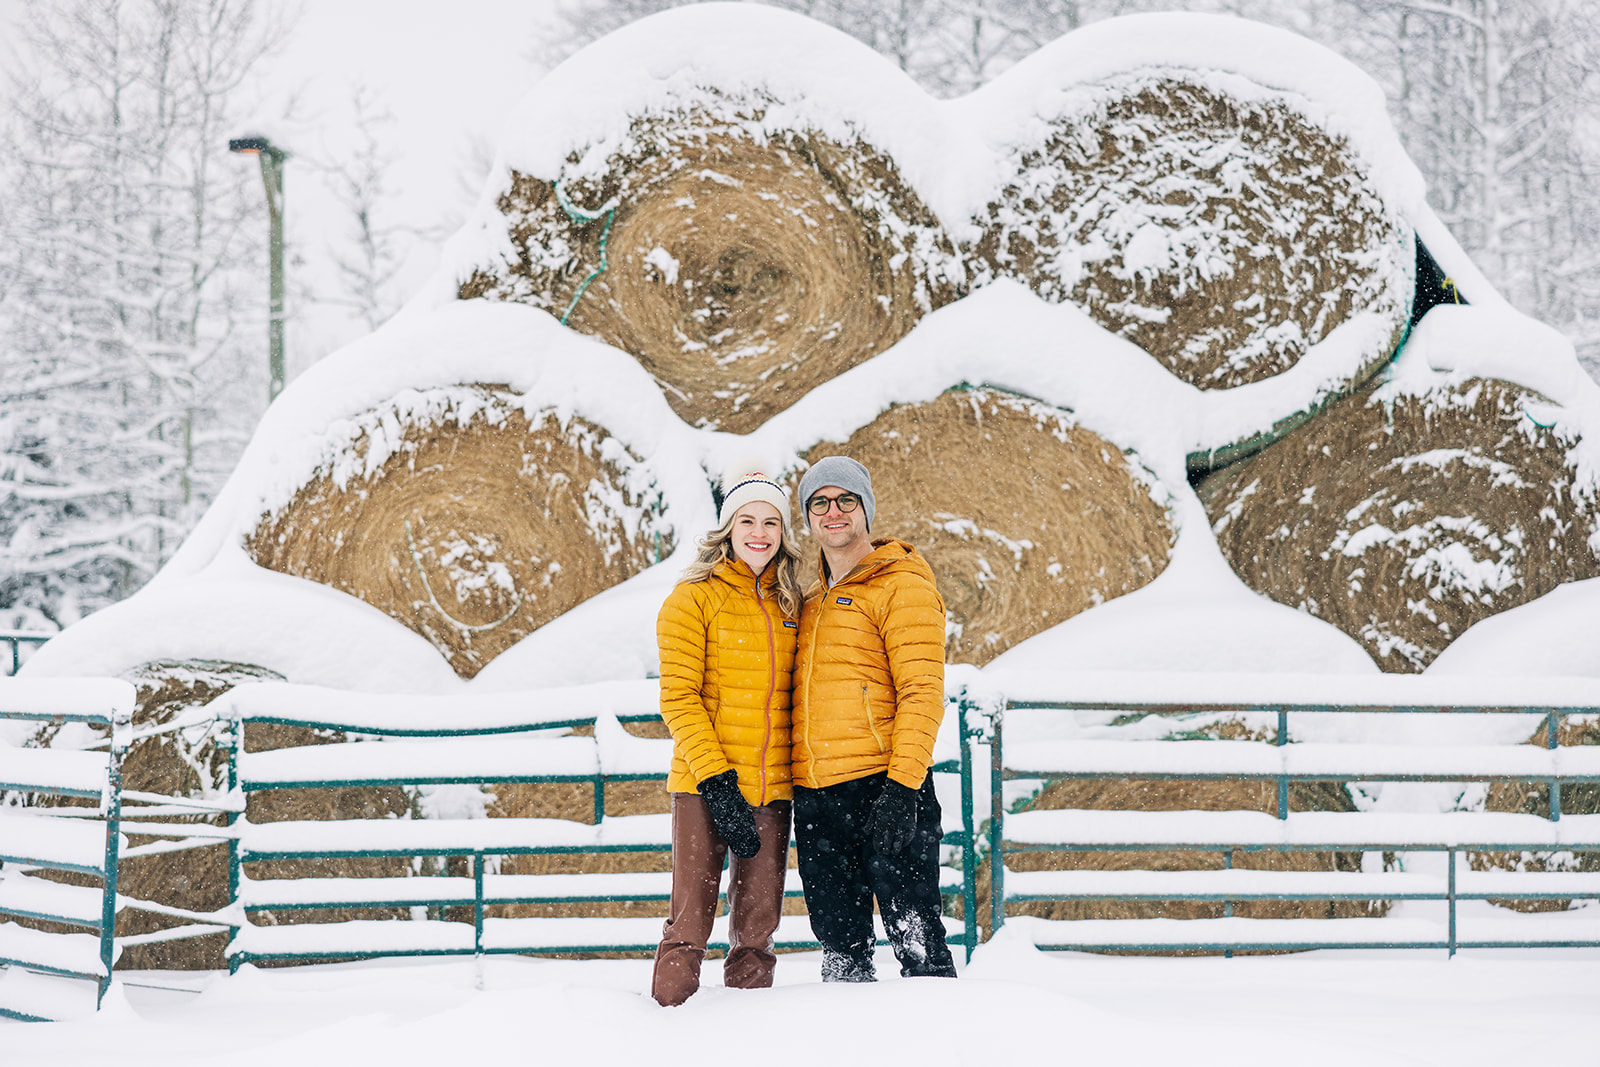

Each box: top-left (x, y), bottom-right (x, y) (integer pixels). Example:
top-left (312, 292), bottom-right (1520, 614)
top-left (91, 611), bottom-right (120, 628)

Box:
top-left (806, 484), bottom-right (871, 555)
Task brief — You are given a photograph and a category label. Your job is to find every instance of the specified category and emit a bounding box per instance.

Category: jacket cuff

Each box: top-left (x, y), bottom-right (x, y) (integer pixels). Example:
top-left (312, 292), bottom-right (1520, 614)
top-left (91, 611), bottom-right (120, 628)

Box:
top-left (886, 764), bottom-right (926, 791)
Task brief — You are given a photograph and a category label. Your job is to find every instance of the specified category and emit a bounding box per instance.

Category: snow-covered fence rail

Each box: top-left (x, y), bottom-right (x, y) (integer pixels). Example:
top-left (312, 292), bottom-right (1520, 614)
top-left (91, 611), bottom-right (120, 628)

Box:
top-left (206, 681), bottom-right (973, 971)
top-left (0, 678), bottom-right (131, 1021)
top-left (0, 631), bottom-right (53, 677)
top-left (960, 670), bottom-right (1600, 956)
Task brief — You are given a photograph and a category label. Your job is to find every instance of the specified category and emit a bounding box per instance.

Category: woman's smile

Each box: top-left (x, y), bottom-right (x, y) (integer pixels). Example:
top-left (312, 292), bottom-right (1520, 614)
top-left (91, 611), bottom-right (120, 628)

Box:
top-left (731, 501), bottom-right (784, 576)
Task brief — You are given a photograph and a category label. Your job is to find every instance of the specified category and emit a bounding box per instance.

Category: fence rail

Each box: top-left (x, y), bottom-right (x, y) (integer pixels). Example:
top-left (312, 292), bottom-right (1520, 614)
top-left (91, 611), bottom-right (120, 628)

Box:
top-left (962, 669), bottom-right (1600, 957)
top-left (208, 684), bottom-right (976, 970)
top-left (8, 669), bottom-right (1600, 1019)
top-left (0, 632), bottom-right (53, 678)
top-left (0, 678), bottom-right (131, 1021)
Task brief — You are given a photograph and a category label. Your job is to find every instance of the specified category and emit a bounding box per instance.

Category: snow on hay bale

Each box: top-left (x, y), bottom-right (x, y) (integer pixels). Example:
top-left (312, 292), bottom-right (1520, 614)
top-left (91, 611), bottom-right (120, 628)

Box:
top-left (1199, 377), bottom-right (1600, 672)
top-left (1005, 752), bottom-right (1379, 931)
top-left (458, 97), bottom-right (963, 434)
top-left (971, 76), bottom-right (1410, 398)
top-left (1475, 716), bottom-right (1600, 910)
top-left (246, 387), bottom-right (672, 680)
top-left (19, 660), bottom-right (413, 970)
top-left (799, 387), bottom-right (1174, 666)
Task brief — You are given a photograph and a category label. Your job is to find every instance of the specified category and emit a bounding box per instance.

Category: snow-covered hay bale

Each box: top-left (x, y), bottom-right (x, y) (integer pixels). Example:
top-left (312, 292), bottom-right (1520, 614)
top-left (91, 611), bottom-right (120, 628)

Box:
top-left (460, 100), bottom-right (963, 433)
top-left (800, 387), bottom-right (1174, 665)
top-left (19, 661), bottom-right (412, 970)
top-left (486, 722), bottom-right (674, 928)
top-left (1006, 774), bottom-right (1379, 930)
top-left (1475, 716), bottom-right (1600, 910)
top-left (1200, 378), bottom-right (1600, 672)
top-left (246, 387), bottom-right (672, 680)
top-left (972, 77), bottom-right (1410, 395)
top-left (1001, 716), bottom-right (1379, 930)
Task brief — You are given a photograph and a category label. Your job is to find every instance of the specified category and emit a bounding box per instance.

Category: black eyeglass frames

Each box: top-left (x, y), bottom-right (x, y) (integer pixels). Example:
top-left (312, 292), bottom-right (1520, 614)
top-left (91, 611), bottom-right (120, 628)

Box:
top-left (806, 492), bottom-right (860, 516)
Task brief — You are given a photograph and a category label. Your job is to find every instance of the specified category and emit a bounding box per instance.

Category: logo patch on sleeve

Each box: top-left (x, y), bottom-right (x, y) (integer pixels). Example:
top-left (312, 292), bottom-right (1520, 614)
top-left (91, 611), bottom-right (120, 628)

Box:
top-left (782, 620), bottom-right (798, 628)
top-left (835, 596), bottom-right (853, 605)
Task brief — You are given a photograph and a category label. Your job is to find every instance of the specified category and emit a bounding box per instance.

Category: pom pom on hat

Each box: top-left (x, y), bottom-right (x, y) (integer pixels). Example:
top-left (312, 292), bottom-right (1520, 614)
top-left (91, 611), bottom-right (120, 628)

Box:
top-left (718, 471), bottom-right (791, 527)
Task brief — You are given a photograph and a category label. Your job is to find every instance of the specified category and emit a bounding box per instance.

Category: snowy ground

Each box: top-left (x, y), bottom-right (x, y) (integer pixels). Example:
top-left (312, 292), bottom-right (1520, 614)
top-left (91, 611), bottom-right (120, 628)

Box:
top-left (5, 932), bottom-right (1596, 1064)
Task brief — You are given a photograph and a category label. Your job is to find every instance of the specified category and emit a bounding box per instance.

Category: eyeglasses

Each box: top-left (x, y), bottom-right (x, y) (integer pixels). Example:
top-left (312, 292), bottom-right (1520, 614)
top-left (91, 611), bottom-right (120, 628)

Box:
top-left (807, 492), bottom-right (861, 516)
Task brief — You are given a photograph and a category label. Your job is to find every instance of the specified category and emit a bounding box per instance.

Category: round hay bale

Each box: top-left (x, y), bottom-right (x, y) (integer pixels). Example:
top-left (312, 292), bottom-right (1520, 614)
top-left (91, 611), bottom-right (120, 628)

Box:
top-left (1199, 377), bottom-right (1600, 672)
top-left (1473, 715), bottom-right (1600, 912)
top-left (972, 77), bottom-right (1410, 393)
top-left (15, 661), bottom-right (410, 970)
top-left (460, 100), bottom-right (963, 433)
top-left (247, 387), bottom-right (673, 680)
top-left (799, 387), bottom-right (1175, 665)
top-left (994, 717), bottom-right (1380, 941)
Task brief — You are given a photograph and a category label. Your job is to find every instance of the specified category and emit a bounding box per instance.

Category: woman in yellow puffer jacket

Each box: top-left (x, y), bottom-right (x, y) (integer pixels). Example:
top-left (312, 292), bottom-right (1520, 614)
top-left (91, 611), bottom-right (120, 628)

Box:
top-left (651, 471), bottom-right (805, 1007)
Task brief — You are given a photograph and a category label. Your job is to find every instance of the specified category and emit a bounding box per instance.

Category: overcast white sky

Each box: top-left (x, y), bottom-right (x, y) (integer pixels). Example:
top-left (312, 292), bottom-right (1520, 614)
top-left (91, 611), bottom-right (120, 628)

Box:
top-left (244, 0), bottom-right (559, 375)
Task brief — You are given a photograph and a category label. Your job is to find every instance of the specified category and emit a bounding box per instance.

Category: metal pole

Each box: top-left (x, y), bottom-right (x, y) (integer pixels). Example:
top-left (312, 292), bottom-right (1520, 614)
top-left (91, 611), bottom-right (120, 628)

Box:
top-left (1547, 709), bottom-right (1562, 822)
top-left (957, 697), bottom-right (977, 959)
top-left (1276, 708), bottom-right (1289, 820)
top-left (227, 707), bottom-right (243, 974)
top-left (1447, 848), bottom-right (1457, 958)
top-left (989, 703), bottom-right (1005, 935)
top-left (98, 699), bottom-right (132, 1006)
top-left (259, 148), bottom-right (286, 403)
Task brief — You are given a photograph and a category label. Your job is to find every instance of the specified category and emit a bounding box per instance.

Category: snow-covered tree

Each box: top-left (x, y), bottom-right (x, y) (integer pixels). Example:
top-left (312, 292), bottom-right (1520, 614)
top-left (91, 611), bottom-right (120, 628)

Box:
top-left (319, 85), bottom-right (411, 333)
top-left (0, 0), bottom-right (288, 629)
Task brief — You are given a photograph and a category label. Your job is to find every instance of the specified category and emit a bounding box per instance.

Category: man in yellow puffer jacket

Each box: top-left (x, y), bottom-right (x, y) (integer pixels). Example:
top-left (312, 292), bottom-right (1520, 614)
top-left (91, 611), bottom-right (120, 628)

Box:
top-left (792, 455), bottom-right (956, 982)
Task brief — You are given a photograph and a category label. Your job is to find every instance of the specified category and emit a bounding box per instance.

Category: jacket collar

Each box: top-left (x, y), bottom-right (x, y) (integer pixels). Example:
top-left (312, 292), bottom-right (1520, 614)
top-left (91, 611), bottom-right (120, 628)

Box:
top-left (714, 556), bottom-right (777, 594)
top-left (815, 538), bottom-right (914, 590)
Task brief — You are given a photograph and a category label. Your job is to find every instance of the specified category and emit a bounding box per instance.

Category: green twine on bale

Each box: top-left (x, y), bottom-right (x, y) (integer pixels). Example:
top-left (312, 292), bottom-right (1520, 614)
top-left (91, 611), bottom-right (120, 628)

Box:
top-left (554, 180), bottom-right (617, 326)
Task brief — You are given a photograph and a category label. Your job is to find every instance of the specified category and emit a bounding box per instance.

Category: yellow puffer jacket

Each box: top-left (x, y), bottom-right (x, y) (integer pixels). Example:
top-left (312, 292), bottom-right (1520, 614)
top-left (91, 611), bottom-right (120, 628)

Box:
top-left (657, 558), bottom-right (797, 806)
top-left (792, 538), bottom-right (946, 791)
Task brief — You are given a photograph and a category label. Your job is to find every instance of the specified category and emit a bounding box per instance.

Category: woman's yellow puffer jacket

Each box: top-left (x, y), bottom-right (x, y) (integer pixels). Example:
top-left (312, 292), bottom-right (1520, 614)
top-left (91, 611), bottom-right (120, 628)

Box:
top-left (657, 558), bottom-right (797, 806)
top-left (792, 538), bottom-right (946, 791)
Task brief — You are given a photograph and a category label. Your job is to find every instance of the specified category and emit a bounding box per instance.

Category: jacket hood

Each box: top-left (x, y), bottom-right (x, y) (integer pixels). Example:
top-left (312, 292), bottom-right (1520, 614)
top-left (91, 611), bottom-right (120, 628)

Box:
top-left (812, 537), bottom-right (933, 593)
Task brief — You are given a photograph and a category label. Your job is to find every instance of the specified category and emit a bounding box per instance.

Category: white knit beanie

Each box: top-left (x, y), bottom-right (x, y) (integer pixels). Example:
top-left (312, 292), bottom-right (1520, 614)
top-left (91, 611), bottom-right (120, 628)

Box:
top-left (718, 471), bottom-right (791, 528)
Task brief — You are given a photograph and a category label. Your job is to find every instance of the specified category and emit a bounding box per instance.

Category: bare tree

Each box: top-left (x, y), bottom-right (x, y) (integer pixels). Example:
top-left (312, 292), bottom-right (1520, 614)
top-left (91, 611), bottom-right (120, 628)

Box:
top-left (0, 0), bottom-right (290, 628)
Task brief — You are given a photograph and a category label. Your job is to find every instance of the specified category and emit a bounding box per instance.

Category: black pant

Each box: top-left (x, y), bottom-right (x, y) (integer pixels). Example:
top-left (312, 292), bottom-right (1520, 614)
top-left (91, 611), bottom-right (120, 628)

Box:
top-left (793, 772), bottom-right (956, 979)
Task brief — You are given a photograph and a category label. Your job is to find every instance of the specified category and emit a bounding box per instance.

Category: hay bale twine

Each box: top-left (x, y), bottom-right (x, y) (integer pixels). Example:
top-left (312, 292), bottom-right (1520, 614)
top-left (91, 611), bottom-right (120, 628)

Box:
top-left (1474, 715), bottom-right (1600, 911)
top-left (972, 77), bottom-right (1410, 393)
top-left (1199, 377), bottom-right (1600, 672)
top-left (800, 387), bottom-right (1174, 665)
top-left (247, 387), bottom-right (672, 679)
top-left (459, 100), bottom-right (963, 433)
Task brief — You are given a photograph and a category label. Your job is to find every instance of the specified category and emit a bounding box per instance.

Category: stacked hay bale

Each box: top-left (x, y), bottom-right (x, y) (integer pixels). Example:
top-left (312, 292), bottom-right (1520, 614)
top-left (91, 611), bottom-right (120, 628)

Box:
top-left (460, 96), bottom-right (964, 433)
top-left (800, 387), bottom-right (1175, 665)
top-left (18, 660), bottom-right (413, 970)
top-left (248, 386), bottom-right (673, 680)
top-left (972, 76), bottom-right (1410, 403)
top-left (485, 720), bottom-right (673, 931)
top-left (1008, 787), bottom-right (1375, 930)
top-left (992, 717), bottom-right (1376, 937)
top-left (1475, 716), bottom-right (1600, 909)
top-left (1199, 378), bottom-right (1599, 671)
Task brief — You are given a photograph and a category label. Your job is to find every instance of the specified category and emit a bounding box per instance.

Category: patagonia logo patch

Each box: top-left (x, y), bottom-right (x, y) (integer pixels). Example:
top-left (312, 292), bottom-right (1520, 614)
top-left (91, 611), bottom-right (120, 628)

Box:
top-left (836, 596), bottom-right (853, 605)
top-left (783, 620), bottom-right (798, 629)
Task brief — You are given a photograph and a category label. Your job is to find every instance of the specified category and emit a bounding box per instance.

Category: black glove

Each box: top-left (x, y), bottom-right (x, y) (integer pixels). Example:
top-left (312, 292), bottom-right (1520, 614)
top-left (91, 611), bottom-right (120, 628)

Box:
top-left (868, 779), bottom-right (920, 855)
top-left (698, 770), bottom-right (761, 859)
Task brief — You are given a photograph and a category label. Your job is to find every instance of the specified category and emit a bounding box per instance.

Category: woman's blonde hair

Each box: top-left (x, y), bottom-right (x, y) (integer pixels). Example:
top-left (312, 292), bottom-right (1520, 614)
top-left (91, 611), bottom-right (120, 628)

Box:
top-left (678, 504), bottom-right (805, 618)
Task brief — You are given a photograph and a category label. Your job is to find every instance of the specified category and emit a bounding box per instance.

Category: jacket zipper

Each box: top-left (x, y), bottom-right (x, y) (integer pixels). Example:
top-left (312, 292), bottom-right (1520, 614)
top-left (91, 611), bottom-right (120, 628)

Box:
top-left (757, 578), bottom-right (776, 807)
top-left (800, 589), bottom-right (821, 772)
top-left (863, 683), bottom-right (886, 753)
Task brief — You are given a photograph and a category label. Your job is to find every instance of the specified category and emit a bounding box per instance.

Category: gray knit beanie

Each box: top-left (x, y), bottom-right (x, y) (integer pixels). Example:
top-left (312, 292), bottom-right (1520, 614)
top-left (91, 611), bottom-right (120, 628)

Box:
top-left (797, 455), bottom-right (875, 530)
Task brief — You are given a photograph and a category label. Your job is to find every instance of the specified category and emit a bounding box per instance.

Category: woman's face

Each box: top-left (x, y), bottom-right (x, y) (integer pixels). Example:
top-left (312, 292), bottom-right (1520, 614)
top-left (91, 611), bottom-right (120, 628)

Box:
top-left (729, 501), bottom-right (784, 577)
